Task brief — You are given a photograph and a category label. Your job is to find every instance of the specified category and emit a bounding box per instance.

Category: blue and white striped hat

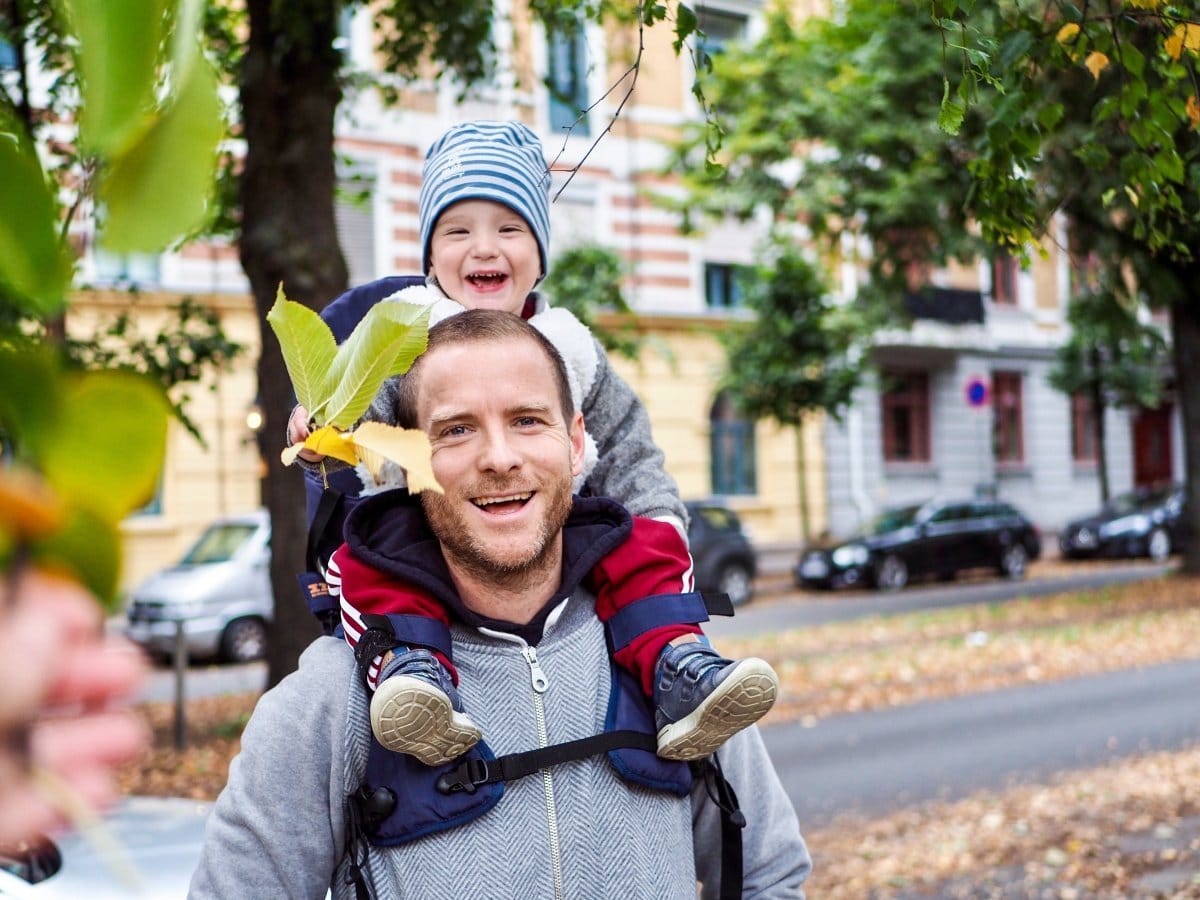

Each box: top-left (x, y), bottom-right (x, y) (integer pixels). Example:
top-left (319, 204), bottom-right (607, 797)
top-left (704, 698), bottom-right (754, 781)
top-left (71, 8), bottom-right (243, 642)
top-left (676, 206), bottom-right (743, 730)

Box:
top-left (419, 120), bottom-right (552, 280)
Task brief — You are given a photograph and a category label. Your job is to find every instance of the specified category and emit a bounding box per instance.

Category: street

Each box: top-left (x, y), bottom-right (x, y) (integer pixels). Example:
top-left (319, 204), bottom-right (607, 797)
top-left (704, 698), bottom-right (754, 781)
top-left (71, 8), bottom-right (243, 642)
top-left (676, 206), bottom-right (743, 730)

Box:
top-left (762, 656), bottom-right (1200, 826)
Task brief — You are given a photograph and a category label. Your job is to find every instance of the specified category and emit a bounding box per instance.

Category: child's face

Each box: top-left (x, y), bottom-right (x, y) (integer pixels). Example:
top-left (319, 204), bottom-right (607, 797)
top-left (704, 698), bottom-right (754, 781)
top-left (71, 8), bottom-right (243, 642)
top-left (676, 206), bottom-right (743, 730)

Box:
top-left (428, 199), bottom-right (542, 315)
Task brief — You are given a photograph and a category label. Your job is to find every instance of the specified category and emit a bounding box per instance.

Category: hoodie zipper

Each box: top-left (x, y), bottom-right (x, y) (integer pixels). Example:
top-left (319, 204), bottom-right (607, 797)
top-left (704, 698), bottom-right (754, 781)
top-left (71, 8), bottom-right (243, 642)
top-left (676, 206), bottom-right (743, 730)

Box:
top-left (480, 629), bottom-right (564, 900)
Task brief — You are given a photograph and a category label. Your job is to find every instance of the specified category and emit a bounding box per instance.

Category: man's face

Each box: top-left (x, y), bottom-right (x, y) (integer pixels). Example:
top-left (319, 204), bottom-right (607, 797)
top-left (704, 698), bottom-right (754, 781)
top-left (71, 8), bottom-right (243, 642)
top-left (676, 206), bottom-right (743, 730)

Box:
top-left (428, 199), bottom-right (542, 315)
top-left (415, 338), bottom-right (584, 583)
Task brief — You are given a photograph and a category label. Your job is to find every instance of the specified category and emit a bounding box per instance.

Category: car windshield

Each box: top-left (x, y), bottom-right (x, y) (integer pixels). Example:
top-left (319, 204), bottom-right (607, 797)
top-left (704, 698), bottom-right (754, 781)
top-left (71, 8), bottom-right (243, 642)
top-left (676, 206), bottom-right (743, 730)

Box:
top-left (180, 523), bottom-right (258, 565)
top-left (866, 504), bottom-right (923, 535)
top-left (1105, 487), bottom-right (1175, 516)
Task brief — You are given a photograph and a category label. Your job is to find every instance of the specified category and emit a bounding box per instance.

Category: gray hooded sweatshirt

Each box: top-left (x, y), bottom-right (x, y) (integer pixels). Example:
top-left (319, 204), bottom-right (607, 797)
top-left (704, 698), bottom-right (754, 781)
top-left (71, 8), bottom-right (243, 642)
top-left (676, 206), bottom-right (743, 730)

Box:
top-left (188, 593), bottom-right (810, 899)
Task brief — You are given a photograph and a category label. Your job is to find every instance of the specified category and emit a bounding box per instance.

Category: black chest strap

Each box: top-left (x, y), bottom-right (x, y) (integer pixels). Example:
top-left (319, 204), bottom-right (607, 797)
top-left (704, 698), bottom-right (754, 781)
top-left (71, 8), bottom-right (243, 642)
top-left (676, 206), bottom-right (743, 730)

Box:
top-left (433, 733), bottom-right (744, 900)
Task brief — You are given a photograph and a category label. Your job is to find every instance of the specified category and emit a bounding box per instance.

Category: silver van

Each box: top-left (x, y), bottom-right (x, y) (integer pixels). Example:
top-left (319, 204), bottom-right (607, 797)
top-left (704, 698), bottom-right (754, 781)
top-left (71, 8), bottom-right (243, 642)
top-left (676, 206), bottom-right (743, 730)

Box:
top-left (125, 510), bottom-right (271, 663)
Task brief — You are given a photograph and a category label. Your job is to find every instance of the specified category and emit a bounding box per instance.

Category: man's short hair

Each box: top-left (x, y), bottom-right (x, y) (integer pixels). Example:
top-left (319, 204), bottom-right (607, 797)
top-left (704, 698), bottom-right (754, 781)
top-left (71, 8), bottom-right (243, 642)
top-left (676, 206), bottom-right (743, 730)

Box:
top-left (394, 309), bottom-right (576, 429)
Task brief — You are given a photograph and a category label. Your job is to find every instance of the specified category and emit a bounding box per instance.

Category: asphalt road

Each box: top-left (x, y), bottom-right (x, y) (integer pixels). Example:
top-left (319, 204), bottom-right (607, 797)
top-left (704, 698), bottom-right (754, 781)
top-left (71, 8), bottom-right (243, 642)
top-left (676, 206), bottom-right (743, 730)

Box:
top-left (763, 656), bottom-right (1200, 827)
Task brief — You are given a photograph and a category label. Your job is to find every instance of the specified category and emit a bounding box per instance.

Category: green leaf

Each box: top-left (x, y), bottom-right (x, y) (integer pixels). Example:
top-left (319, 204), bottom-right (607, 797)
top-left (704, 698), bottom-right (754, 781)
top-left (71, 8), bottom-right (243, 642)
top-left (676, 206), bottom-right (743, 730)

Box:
top-left (33, 507), bottom-right (122, 611)
top-left (266, 287), bottom-right (339, 414)
top-left (62, 0), bottom-right (169, 156)
top-left (0, 120), bottom-right (73, 314)
top-left (98, 55), bottom-right (225, 252)
top-left (0, 347), bottom-right (64, 462)
top-left (938, 79), bottom-right (966, 135)
top-left (322, 302), bottom-right (430, 429)
top-left (37, 370), bottom-right (169, 522)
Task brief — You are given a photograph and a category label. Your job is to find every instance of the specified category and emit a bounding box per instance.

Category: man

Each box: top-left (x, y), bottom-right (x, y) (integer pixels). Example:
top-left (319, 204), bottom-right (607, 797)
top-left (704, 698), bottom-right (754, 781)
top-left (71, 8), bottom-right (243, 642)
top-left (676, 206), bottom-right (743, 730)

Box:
top-left (189, 310), bottom-right (810, 899)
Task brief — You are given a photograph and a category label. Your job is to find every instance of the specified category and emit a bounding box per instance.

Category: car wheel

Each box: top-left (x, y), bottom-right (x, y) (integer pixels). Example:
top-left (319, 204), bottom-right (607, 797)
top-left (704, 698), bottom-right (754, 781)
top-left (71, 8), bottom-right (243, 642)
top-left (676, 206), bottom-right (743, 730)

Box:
top-left (998, 544), bottom-right (1028, 579)
top-left (219, 617), bottom-right (267, 664)
top-left (716, 561), bottom-right (754, 607)
top-left (1147, 527), bottom-right (1171, 562)
top-left (874, 555), bottom-right (908, 592)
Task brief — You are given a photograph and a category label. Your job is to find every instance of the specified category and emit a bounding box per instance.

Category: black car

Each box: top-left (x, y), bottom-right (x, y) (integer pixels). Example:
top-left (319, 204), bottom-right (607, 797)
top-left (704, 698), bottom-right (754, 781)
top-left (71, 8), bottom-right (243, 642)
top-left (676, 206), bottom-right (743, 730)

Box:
top-left (1059, 484), bottom-right (1185, 562)
top-left (685, 500), bottom-right (758, 607)
top-left (795, 498), bottom-right (1042, 592)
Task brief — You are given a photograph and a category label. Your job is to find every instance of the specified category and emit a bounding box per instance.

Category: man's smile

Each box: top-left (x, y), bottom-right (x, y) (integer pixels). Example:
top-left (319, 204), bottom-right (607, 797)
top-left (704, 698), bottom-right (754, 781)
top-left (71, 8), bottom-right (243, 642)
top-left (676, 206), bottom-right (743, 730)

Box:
top-left (471, 491), bottom-right (534, 512)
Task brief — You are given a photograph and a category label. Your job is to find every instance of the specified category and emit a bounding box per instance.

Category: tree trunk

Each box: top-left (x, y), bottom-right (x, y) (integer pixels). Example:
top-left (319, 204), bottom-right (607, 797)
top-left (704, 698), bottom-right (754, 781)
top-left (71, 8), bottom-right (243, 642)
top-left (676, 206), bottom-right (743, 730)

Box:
top-left (239, 1), bottom-right (349, 687)
top-left (1170, 288), bottom-right (1200, 575)
top-left (1089, 347), bottom-right (1109, 505)
top-left (795, 423), bottom-right (811, 546)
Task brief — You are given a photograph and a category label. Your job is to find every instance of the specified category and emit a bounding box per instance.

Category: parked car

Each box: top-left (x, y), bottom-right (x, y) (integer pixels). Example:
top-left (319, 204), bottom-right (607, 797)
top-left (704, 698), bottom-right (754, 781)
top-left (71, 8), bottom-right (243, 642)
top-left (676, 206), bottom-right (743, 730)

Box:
top-left (1059, 484), bottom-right (1185, 562)
top-left (685, 500), bottom-right (758, 607)
top-left (0, 796), bottom-right (211, 898)
top-left (795, 498), bottom-right (1042, 592)
top-left (125, 510), bottom-right (271, 664)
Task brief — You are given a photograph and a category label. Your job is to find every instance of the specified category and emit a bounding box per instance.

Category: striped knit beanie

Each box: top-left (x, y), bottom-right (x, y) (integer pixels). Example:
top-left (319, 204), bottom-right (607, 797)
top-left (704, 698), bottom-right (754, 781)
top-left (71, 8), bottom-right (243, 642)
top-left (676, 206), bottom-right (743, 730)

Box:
top-left (419, 120), bottom-right (552, 280)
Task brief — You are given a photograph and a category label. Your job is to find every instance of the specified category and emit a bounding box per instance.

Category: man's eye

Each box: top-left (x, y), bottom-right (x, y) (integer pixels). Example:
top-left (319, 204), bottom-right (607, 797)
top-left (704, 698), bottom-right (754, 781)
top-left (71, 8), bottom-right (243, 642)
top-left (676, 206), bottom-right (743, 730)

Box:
top-left (515, 416), bottom-right (542, 427)
top-left (442, 424), bottom-right (470, 437)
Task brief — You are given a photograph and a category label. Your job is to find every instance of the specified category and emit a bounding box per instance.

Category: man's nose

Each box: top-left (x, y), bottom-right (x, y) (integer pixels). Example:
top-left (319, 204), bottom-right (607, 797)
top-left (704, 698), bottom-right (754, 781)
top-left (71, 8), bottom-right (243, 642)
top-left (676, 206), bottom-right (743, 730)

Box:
top-left (477, 430), bottom-right (522, 472)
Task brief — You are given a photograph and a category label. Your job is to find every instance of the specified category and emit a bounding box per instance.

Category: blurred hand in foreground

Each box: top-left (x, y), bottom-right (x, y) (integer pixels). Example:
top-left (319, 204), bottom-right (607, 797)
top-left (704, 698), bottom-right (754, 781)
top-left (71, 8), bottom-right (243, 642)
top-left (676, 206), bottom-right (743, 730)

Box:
top-left (0, 570), bottom-right (149, 846)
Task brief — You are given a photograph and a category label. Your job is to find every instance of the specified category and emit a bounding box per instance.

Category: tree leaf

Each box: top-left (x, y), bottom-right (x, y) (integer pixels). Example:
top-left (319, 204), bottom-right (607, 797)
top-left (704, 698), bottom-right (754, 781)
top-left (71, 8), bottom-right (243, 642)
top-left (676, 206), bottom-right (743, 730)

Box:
top-left (0, 118), bottom-right (73, 314)
top-left (61, 0), bottom-right (168, 156)
top-left (351, 422), bottom-right (443, 494)
top-left (37, 371), bottom-right (169, 523)
top-left (32, 507), bottom-right (122, 611)
top-left (281, 425), bottom-right (359, 467)
top-left (98, 54), bottom-right (225, 252)
top-left (266, 287), bottom-right (339, 414)
top-left (321, 302), bottom-right (430, 429)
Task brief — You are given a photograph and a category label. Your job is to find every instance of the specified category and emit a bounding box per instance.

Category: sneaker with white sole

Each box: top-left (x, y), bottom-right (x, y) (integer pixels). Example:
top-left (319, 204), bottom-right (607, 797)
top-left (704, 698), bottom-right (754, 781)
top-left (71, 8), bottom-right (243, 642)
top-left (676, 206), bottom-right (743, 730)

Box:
top-left (370, 648), bottom-right (482, 766)
top-left (652, 641), bottom-right (778, 761)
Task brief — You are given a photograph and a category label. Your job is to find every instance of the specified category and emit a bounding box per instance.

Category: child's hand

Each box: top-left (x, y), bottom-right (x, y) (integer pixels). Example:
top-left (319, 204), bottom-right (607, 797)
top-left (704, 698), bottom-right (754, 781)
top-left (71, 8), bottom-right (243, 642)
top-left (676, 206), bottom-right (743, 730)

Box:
top-left (0, 571), bottom-right (149, 845)
top-left (287, 404), bottom-right (324, 463)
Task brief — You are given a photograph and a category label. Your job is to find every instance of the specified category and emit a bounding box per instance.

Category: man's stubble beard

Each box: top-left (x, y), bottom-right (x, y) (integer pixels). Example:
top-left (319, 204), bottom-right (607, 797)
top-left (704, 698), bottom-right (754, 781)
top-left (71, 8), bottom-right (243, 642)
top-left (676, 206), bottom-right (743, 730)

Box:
top-left (421, 475), bottom-right (575, 592)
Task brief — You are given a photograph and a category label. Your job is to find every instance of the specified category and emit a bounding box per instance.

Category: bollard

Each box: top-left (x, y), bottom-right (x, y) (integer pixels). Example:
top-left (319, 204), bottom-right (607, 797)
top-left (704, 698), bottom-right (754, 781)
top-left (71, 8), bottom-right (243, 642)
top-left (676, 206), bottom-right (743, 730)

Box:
top-left (173, 618), bottom-right (187, 751)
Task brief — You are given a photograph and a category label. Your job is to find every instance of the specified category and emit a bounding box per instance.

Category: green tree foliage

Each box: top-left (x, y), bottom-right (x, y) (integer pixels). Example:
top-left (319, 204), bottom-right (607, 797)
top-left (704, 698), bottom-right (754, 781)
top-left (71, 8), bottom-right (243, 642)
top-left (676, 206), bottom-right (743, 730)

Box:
top-left (935, 0), bottom-right (1200, 571)
top-left (717, 243), bottom-right (876, 539)
top-left (1049, 287), bottom-right (1168, 503)
top-left (542, 244), bottom-right (644, 361)
top-left (670, 0), bottom-right (984, 309)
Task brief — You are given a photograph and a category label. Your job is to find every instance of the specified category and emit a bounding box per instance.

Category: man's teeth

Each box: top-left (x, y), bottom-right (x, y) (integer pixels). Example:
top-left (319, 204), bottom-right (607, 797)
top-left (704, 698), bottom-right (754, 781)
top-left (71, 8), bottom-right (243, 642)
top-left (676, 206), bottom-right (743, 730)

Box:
top-left (473, 493), bottom-right (532, 507)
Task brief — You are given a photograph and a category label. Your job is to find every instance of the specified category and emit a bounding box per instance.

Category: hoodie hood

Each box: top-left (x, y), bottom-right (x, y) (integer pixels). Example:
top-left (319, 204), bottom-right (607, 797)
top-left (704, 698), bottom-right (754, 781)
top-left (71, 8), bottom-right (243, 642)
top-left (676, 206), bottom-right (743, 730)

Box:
top-left (343, 492), bottom-right (633, 643)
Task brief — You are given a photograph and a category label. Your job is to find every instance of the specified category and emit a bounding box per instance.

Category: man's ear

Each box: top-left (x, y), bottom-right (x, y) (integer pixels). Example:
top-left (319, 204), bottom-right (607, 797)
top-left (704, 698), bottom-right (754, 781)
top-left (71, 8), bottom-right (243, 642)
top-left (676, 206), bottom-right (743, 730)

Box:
top-left (569, 411), bottom-right (586, 477)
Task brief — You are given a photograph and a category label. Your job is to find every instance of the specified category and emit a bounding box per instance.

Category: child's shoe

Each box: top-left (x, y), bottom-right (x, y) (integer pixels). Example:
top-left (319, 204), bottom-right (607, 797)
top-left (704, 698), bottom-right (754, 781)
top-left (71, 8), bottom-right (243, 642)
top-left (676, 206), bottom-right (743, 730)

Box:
top-left (370, 648), bottom-right (482, 765)
top-left (652, 639), bottom-right (778, 760)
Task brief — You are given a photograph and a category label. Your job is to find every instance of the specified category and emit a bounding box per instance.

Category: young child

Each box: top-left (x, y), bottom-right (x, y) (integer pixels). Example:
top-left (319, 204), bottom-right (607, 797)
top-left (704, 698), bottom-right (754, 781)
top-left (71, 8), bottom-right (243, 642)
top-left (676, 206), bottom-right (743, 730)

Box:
top-left (291, 120), bottom-right (778, 764)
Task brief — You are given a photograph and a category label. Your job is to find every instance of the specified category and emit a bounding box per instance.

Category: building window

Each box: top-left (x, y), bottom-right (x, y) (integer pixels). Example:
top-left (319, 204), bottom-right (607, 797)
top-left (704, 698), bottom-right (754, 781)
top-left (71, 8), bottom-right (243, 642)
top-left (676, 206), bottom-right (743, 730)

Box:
top-left (1071, 392), bottom-right (1097, 464)
top-left (881, 370), bottom-right (931, 463)
top-left (710, 391), bottom-right (756, 495)
top-left (704, 262), bottom-right (753, 309)
top-left (696, 8), bottom-right (749, 57)
top-left (547, 21), bottom-right (590, 136)
top-left (991, 252), bottom-right (1019, 305)
top-left (335, 165), bottom-right (377, 288)
top-left (92, 250), bottom-right (161, 286)
top-left (993, 371), bottom-right (1025, 466)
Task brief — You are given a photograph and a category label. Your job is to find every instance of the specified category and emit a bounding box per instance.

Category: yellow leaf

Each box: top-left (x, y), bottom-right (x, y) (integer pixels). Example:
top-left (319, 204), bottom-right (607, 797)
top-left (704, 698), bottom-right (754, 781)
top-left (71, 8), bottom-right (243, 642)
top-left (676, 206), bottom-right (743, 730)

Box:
top-left (350, 422), bottom-right (443, 494)
top-left (280, 425), bottom-right (359, 467)
top-left (1185, 23), bottom-right (1200, 52)
top-left (1187, 95), bottom-right (1200, 127)
top-left (1056, 23), bottom-right (1080, 44)
top-left (1166, 27), bottom-right (1184, 61)
top-left (1085, 51), bottom-right (1109, 79)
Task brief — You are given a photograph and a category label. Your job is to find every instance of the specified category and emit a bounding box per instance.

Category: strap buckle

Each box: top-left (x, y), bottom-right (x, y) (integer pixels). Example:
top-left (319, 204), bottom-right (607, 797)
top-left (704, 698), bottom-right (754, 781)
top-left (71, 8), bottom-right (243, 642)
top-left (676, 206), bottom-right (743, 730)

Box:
top-left (435, 757), bottom-right (491, 795)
